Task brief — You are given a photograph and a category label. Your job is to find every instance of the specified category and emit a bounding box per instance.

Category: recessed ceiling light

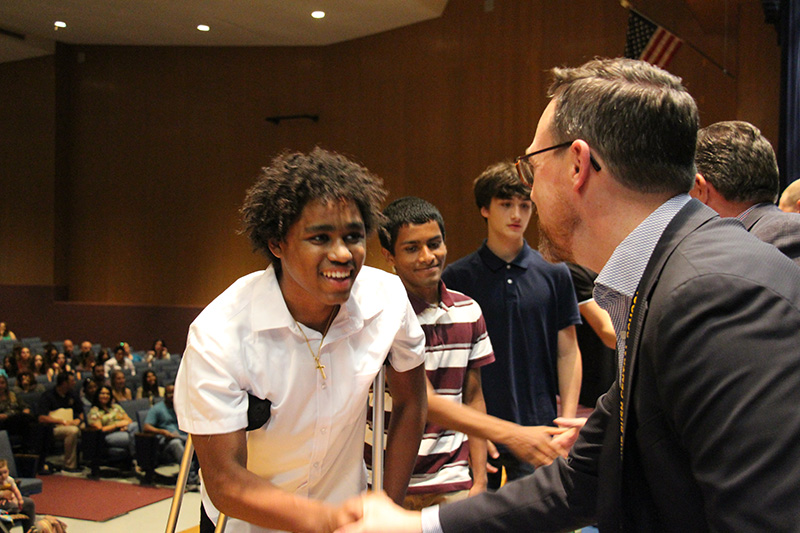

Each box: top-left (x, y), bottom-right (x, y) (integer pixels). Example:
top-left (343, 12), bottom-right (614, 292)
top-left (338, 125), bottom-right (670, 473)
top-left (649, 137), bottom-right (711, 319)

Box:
top-left (54, 21), bottom-right (67, 29)
top-left (197, 24), bottom-right (210, 32)
top-left (311, 11), bottom-right (325, 19)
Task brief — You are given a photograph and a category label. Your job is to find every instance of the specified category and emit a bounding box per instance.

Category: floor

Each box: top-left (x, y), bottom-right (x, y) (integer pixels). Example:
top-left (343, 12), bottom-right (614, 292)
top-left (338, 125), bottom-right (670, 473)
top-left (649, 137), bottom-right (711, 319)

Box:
top-left (34, 459), bottom-right (202, 533)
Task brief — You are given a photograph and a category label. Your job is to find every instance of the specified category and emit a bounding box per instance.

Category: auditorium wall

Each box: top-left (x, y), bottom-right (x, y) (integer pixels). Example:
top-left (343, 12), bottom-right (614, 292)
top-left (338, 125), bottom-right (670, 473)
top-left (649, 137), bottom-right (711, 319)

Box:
top-left (0, 0), bottom-right (781, 350)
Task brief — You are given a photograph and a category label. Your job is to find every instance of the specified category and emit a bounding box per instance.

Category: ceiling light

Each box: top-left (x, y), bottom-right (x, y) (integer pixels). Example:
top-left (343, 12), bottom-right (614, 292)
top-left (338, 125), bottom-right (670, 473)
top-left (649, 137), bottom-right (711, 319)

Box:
top-left (311, 11), bottom-right (325, 19)
top-left (54, 21), bottom-right (66, 30)
top-left (197, 24), bottom-right (210, 32)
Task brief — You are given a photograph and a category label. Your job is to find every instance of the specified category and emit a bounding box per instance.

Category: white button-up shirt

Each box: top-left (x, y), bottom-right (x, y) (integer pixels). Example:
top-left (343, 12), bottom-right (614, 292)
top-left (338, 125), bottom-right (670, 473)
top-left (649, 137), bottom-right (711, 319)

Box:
top-left (175, 265), bottom-right (425, 533)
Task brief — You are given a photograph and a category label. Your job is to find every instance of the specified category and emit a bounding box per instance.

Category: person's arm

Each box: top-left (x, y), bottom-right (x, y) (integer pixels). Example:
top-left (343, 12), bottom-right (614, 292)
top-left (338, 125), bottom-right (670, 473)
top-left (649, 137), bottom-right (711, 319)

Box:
top-left (578, 300), bottom-right (616, 349)
top-left (192, 430), bottom-right (358, 532)
top-left (8, 478), bottom-right (24, 509)
top-left (143, 422), bottom-right (177, 438)
top-left (556, 325), bottom-right (581, 419)
top-left (462, 368), bottom-right (487, 495)
top-left (426, 379), bottom-right (567, 467)
top-left (382, 363), bottom-right (427, 505)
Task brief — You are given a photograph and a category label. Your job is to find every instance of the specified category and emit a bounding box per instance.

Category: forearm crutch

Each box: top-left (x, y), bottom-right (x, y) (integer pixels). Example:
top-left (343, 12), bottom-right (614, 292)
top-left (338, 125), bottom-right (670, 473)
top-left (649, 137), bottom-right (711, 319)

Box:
top-left (371, 365), bottom-right (386, 492)
top-left (165, 436), bottom-right (227, 533)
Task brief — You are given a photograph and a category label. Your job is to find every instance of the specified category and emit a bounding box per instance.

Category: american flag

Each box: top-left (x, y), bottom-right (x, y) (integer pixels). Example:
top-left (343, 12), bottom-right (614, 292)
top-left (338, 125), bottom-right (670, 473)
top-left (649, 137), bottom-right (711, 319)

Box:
top-left (624, 11), bottom-right (683, 69)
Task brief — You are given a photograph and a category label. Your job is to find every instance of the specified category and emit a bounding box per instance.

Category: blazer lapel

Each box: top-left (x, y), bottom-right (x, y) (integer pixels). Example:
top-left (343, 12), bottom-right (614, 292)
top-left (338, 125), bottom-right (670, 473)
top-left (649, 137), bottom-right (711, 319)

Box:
top-left (619, 200), bottom-right (717, 455)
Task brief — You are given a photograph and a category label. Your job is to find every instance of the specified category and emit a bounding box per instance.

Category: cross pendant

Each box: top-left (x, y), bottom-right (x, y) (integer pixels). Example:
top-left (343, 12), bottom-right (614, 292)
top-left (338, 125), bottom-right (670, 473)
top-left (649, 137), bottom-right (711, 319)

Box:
top-left (316, 360), bottom-right (327, 380)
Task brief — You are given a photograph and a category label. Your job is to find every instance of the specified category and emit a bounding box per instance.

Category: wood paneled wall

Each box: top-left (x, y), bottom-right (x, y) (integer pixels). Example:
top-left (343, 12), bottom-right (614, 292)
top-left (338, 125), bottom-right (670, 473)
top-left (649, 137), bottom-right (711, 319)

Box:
top-left (0, 0), bottom-right (781, 346)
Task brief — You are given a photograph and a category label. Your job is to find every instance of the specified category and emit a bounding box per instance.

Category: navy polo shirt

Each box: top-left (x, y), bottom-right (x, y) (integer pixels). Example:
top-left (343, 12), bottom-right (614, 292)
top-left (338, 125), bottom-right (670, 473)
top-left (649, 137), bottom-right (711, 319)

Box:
top-left (442, 240), bottom-right (580, 430)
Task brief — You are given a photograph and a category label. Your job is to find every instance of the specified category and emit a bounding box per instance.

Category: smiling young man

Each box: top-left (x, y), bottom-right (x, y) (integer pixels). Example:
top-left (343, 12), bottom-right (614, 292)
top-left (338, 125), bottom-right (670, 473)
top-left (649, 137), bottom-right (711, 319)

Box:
top-left (174, 148), bottom-right (427, 533)
top-left (441, 164), bottom-right (582, 488)
top-left (377, 197), bottom-right (573, 510)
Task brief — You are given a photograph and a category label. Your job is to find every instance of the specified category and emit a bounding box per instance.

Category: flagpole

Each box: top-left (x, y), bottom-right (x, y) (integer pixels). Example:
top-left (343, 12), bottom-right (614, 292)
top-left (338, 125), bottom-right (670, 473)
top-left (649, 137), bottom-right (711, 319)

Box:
top-left (620, 0), bottom-right (735, 79)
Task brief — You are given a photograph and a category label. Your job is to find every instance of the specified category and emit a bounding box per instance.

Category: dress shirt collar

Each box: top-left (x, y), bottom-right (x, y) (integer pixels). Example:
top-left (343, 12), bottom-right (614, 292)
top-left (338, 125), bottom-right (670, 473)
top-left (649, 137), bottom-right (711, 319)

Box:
top-left (595, 194), bottom-right (692, 302)
top-left (477, 239), bottom-right (532, 271)
top-left (250, 265), bottom-right (380, 335)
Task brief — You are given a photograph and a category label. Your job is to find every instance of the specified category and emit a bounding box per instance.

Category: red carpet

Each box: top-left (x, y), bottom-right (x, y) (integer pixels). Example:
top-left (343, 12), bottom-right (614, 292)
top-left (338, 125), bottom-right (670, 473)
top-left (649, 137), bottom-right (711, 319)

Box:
top-left (30, 475), bottom-right (175, 522)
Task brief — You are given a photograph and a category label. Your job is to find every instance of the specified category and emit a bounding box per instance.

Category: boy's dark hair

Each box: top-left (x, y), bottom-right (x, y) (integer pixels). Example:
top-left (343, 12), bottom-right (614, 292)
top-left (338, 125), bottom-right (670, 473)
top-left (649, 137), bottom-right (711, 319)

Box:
top-left (55, 371), bottom-right (74, 387)
top-left (473, 160), bottom-right (530, 210)
top-left (240, 147), bottom-right (387, 273)
top-left (379, 197), bottom-right (446, 254)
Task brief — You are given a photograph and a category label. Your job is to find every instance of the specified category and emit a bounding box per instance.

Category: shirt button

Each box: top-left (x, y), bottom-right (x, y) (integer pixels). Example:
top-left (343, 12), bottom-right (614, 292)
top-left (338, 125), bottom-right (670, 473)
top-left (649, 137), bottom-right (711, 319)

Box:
top-left (321, 383), bottom-right (327, 389)
top-left (507, 279), bottom-right (513, 284)
top-left (506, 265), bottom-right (511, 269)
top-left (313, 462), bottom-right (320, 469)
top-left (321, 427), bottom-right (327, 434)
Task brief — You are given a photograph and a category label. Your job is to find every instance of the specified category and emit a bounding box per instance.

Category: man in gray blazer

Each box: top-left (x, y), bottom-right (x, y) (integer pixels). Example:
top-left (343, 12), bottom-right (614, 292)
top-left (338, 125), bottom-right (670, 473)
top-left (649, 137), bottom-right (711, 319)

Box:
top-left (336, 58), bottom-right (800, 533)
top-left (691, 120), bottom-right (800, 265)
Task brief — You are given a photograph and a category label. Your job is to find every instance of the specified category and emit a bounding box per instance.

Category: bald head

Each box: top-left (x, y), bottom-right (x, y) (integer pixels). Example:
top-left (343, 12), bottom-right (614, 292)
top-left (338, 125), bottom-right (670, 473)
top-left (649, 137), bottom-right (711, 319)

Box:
top-left (779, 180), bottom-right (800, 213)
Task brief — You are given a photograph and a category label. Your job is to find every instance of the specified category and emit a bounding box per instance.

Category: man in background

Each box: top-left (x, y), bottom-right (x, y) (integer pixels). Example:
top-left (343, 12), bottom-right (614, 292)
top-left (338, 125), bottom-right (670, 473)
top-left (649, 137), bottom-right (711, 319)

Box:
top-left (779, 178), bottom-right (800, 213)
top-left (441, 162), bottom-right (582, 488)
top-left (691, 120), bottom-right (800, 264)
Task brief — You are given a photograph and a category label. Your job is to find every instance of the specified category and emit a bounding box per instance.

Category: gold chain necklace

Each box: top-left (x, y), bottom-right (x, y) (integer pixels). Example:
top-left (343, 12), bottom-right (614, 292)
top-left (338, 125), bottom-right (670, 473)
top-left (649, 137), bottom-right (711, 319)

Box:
top-left (294, 305), bottom-right (338, 379)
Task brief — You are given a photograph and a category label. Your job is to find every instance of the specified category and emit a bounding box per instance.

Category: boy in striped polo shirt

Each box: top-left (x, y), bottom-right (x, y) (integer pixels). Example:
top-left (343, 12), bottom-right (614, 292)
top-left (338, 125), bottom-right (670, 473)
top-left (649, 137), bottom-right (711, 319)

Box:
top-left (378, 196), bottom-right (494, 509)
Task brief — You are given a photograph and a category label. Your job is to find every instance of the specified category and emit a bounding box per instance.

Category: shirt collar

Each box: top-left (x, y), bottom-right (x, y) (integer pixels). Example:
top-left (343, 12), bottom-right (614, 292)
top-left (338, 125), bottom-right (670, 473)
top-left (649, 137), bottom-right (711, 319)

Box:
top-left (477, 240), bottom-right (531, 271)
top-left (406, 280), bottom-right (451, 315)
top-left (595, 194), bottom-right (691, 300)
top-left (250, 265), bottom-right (379, 334)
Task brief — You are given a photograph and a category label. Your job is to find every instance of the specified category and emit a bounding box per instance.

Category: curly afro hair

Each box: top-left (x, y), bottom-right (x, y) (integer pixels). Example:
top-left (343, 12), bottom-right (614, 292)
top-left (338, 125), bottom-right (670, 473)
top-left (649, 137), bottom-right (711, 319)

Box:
top-left (240, 147), bottom-right (387, 272)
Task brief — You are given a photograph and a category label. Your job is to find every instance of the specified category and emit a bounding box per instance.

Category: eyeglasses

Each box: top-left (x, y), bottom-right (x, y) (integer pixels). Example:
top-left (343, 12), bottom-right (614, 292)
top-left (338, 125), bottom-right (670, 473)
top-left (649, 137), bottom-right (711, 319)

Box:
top-left (515, 140), bottom-right (601, 187)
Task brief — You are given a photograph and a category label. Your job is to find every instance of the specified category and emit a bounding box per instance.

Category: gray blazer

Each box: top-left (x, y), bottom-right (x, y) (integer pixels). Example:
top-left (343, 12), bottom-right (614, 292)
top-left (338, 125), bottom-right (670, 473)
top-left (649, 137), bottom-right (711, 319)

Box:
top-left (740, 202), bottom-right (800, 265)
top-left (438, 200), bottom-right (800, 532)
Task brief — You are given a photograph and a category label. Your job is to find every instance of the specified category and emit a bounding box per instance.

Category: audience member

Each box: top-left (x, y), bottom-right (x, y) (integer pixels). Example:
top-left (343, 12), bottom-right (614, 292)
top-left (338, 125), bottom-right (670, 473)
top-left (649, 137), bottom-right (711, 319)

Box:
top-left (378, 197), bottom-right (573, 510)
top-left (36, 371), bottom-right (83, 472)
top-left (121, 342), bottom-right (134, 360)
top-left (0, 372), bottom-right (34, 450)
top-left (1, 356), bottom-right (15, 379)
top-left (779, 179), bottom-right (800, 213)
top-left (32, 353), bottom-right (46, 378)
top-left (104, 346), bottom-right (135, 377)
top-left (74, 341), bottom-right (94, 368)
top-left (441, 161), bottom-right (582, 488)
top-left (136, 370), bottom-right (163, 405)
top-left (12, 371), bottom-right (44, 395)
top-left (81, 378), bottom-right (99, 409)
top-left (91, 363), bottom-right (108, 388)
top-left (96, 348), bottom-right (111, 366)
top-left (73, 351), bottom-right (96, 381)
top-left (142, 383), bottom-right (198, 486)
top-left (0, 458), bottom-right (35, 532)
top-left (87, 385), bottom-right (137, 459)
top-left (174, 147), bottom-right (427, 532)
top-left (14, 347), bottom-right (33, 376)
top-left (691, 120), bottom-right (800, 264)
top-left (109, 370), bottom-right (132, 403)
top-left (0, 323), bottom-right (16, 341)
top-left (567, 263), bottom-right (617, 408)
top-left (61, 340), bottom-right (75, 364)
top-left (145, 339), bottom-right (170, 363)
top-left (46, 352), bottom-right (72, 383)
top-left (339, 57), bottom-right (800, 533)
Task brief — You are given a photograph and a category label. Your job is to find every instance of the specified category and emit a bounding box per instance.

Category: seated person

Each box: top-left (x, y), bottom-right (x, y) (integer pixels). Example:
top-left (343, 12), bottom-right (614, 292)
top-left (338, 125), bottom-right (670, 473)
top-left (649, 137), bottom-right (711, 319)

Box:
top-left (145, 339), bottom-right (170, 363)
top-left (1, 356), bottom-right (14, 380)
top-left (103, 346), bottom-right (135, 377)
top-left (0, 458), bottom-right (35, 532)
top-left (0, 372), bottom-right (34, 450)
top-left (87, 385), bottom-right (137, 459)
top-left (0, 323), bottom-right (16, 341)
top-left (32, 353), bottom-right (47, 378)
top-left (46, 352), bottom-right (72, 383)
top-left (136, 370), bottom-right (164, 405)
top-left (91, 363), bottom-right (108, 388)
top-left (109, 370), bottom-right (132, 404)
top-left (143, 383), bottom-right (198, 484)
top-left (11, 371), bottom-right (45, 395)
top-left (36, 372), bottom-right (83, 472)
top-left (81, 378), bottom-right (98, 409)
top-left (14, 347), bottom-right (33, 377)
top-left (73, 352), bottom-right (97, 381)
